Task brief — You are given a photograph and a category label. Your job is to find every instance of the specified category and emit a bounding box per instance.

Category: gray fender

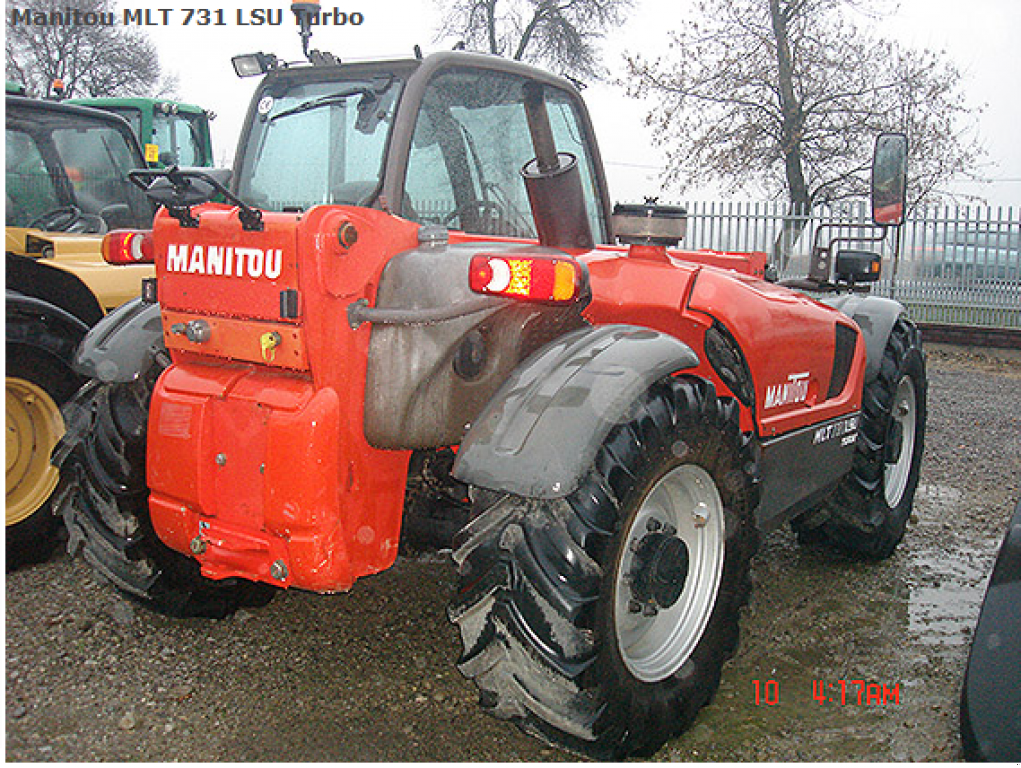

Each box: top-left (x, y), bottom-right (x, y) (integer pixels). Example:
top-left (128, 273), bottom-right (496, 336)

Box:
top-left (821, 294), bottom-right (906, 382)
top-left (73, 298), bottom-right (166, 383)
top-left (451, 324), bottom-right (700, 499)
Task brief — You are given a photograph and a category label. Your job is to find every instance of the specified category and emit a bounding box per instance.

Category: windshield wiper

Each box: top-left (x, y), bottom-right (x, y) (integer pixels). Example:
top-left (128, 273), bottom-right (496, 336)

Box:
top-left (268, 87), bottom-right (376, 123)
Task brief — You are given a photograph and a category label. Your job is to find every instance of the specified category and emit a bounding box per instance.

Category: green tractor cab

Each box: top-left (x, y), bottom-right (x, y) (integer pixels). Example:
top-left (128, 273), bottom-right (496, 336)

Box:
top-left (67, 97), bottom-right (214, 168)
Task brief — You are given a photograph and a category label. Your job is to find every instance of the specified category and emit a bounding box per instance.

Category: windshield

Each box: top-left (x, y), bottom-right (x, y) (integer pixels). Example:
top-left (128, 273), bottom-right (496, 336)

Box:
top-left (5, 103), bottom-right (153, 230)
top-left (99, 106), bottom-right (143, 138)
top-left (152, 111), bottom-right (207, 166)
top-left (234, 76), bottom-right (402, 212)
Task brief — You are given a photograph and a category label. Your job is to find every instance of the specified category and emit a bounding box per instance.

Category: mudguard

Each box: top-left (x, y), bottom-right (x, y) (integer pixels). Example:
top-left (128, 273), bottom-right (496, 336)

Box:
top-left (6, 290), bottom-right (90, 359)
top-left (72, 298), bottom-right (165, 383)
top-left (6, 252), bottom-right (104, 328)
top-left (451, 324), bottom-right (700, 499)
top-left (821, 294), bottom-right (905, 382)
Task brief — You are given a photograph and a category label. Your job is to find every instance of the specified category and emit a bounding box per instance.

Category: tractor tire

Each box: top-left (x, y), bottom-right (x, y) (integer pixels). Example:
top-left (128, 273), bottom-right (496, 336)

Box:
top-left (6, 339), bottom-right (85, 570)
top-left (793, 317), bottom-right (926, 559)
top-left (449, 376), bottom-right (759, 759)
top-left (51, 355), bottom-right (275, 618)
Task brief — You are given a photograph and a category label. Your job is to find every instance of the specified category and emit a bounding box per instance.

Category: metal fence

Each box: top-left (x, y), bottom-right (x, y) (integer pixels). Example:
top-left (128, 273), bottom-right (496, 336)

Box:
top-left (675, 201), bottom-right (1021, 330)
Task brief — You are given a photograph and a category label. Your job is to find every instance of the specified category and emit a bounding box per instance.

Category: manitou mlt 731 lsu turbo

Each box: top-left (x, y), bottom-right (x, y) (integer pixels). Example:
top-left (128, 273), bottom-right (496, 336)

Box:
top-left (53, 8), bottom-right (926, 759)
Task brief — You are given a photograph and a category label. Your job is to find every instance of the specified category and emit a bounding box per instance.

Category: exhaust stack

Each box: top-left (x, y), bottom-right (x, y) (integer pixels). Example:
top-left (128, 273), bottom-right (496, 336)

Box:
top-left (520, 82), bottom-right (594, 251)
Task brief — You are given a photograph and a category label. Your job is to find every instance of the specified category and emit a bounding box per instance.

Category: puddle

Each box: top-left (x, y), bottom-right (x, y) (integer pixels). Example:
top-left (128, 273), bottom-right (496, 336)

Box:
top-left (906, 482), bottom-right (998, 650)
top-left (906, 557), bottom-right (988, 646)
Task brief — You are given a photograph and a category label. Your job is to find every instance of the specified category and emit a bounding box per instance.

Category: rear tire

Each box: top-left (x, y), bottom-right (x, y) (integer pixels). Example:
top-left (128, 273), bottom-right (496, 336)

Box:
top-left (52, 355), bottom-right (275, 618)
top-left (449, 376), bottom-right (758, 758)
top-left (6, 343), bottom-right (83, 570)
top-left (793, 317), bottom-right (926, 558)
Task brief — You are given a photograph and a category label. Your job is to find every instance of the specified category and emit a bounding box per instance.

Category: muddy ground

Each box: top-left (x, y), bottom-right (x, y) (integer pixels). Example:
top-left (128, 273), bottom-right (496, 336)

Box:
top-left (6, 345), bottom-right (1021, 762)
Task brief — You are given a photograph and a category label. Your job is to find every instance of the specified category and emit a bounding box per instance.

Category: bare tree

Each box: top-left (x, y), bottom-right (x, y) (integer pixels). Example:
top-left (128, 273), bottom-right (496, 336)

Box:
top-left (435, 0), bottom-right (634, 81)
top-left (624, 0), bottom-right (984, 213)
top-left (6, 0), bottom-right (173, 98)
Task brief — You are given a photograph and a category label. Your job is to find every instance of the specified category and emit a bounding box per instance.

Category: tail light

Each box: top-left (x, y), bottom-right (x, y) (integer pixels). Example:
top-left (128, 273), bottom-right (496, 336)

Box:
top-left (469, 254), bottom-right (583, 303)
top-left (102, 230), bottom-right (154, 264)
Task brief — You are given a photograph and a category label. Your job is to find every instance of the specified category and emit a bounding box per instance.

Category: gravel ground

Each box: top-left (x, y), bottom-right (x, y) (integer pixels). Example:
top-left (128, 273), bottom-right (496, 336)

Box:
top-left (6, 344), bottom-right (1021, 762)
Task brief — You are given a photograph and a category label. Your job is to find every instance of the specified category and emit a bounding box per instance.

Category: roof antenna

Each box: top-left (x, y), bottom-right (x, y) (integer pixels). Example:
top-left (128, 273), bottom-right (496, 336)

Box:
top-left (414, 44), bottom-right (423, 60)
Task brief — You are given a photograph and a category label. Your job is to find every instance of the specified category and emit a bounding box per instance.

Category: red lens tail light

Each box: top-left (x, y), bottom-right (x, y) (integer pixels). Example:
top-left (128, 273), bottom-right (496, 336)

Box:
top-left (469, 254), bottom-right (582, 303)
top-left (102, 230), bottom-right (154, 265)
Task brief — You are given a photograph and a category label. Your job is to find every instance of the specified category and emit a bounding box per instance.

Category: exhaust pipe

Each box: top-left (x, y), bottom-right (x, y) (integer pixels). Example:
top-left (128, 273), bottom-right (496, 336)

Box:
top-left (520, 82), bottom-right (594, 251)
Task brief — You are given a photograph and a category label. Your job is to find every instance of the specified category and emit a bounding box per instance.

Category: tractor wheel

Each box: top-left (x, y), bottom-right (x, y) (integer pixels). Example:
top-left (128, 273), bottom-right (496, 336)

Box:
top-left (794, 317), bottom-right (926, 559)
top-left (449, 376), bottom-right (759, 759)
top-left (6, 344), bottom-right (84, 570)
top-left (52, 355), bottom-right (275, 618)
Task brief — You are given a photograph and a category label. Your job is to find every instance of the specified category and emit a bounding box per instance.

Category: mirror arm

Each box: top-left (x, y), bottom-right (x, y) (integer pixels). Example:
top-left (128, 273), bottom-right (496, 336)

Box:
top-left (808, 224), bottom-right (890, 284)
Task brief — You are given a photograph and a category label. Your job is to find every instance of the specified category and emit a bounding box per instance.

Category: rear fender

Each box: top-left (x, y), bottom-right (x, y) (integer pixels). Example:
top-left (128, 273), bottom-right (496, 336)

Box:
top-left (6, 252), bottom-right (104, 327)
top-left (451, 324), bottom-right (699, 498)
top-left (6, 290), bottom-right (90, 360)
top-left (821, 294), bottom-right (906, 382)
top-left (72, 298), bottom-right (165, 382)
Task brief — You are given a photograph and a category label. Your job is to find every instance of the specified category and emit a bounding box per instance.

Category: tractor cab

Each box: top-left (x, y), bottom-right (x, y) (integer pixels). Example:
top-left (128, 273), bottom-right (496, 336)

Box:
top-left (230, 51), bottom-right (613, 246)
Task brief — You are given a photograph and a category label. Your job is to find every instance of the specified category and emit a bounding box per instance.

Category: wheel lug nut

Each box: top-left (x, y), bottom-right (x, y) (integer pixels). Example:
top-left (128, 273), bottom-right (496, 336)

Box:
top-left (628, 600), bottom-right (643, 614)
top-left (643, 604), bottom-right (659, 617)
top-left (662, 523), bottom-right (677, 537)
top-left (646, 518), bottom-right (662, 532)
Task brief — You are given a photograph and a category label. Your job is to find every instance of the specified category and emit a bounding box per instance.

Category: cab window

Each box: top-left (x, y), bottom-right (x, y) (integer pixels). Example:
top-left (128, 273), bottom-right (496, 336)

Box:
top-left (403, 68), bottom-right (607, 242)
top-left (5, 128), bottom-right (60, 225)
top-left (152, 112), bottom-right (204, 167)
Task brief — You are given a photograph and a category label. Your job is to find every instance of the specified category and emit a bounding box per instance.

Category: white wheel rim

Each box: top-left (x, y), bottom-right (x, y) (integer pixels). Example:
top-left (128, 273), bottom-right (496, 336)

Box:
top-left (613, 464), bottom-right (726, 683)
top-left (884, 375), bottom-right (918, 508)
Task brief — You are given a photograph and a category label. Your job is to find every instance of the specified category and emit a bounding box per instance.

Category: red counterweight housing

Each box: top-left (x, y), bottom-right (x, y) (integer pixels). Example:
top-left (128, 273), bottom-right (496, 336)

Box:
top-left (146, 204), bottom-right (420, 592)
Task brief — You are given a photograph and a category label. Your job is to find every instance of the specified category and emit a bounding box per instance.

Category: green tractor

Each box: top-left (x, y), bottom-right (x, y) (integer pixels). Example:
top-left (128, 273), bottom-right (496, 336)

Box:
top-left (67, 97), bottom-right (214, 169)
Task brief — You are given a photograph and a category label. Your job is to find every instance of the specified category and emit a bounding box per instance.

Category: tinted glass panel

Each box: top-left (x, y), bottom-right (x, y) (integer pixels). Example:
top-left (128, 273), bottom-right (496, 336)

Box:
top-left (236, 78), bottom-right (402, 212)
top-left (404, 68), bottom-right (606, 241)
top-left (5, 106), bottom-right (151, 229)
top-left (52, 126), bottom-right (149, 220)
top-left (5, 128), bottom-right (60, 225)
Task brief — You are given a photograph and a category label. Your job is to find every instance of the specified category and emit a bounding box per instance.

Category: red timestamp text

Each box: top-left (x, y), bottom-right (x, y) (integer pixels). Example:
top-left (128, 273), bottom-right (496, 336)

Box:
top-left (813, 679), bottom-right (901, 705)
top-left (751, 679), bottom-right (901, 706)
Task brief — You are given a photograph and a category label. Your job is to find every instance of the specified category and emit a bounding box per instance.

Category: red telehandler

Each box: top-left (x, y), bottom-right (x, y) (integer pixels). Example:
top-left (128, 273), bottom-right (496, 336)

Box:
top-left (53, 5), bottom-right (925, 757)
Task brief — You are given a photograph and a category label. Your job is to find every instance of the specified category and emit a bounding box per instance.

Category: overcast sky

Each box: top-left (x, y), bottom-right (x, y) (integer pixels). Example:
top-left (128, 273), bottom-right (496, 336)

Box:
top-left (128, 0), bottom-right (1020, 207)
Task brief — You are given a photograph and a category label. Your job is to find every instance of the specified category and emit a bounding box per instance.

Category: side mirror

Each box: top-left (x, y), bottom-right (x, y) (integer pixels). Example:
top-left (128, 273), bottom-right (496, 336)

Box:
top-left (871, 133), bottom-right (908, 227)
